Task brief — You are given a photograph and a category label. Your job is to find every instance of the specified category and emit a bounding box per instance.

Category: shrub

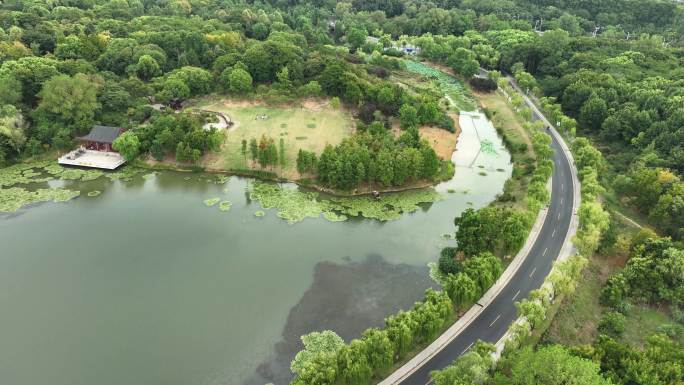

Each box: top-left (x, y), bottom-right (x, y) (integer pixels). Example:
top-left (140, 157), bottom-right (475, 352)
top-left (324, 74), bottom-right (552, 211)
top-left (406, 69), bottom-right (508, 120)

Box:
top-left (438, 247), bottom-right (460, 275)
top-left (598, 311), bottom-right (626, 337)
top-left (469, 77), bottom-right (497, 92)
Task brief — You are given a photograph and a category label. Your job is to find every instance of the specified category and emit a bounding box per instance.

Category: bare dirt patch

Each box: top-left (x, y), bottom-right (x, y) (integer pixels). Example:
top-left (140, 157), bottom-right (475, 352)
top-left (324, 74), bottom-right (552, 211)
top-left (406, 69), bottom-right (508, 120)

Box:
top-left (419, 112), bottom-right (461, 161)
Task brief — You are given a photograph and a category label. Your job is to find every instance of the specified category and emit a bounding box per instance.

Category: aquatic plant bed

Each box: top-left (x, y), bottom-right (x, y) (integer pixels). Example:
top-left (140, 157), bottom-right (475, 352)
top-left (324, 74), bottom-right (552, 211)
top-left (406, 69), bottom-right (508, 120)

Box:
top-left (0, 187), bottom-right (80, 212)
top-left (0, 161), bottom-right (145, 212)
top-left (248, 182), bottom-right (442, 223)
top-left (403, 60), bottom-right (477, 111)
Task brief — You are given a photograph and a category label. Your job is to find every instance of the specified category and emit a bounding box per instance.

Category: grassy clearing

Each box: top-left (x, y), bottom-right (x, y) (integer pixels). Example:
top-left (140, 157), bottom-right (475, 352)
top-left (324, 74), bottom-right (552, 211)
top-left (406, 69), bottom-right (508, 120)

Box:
top-left (195, 97), bottom-right (354, 180)
top-left (474, 90), bottom-right (535, 209)
top-left (543, 256), bottom-right (607, 346)
top-left (622, 305), bottom-right (677, 347)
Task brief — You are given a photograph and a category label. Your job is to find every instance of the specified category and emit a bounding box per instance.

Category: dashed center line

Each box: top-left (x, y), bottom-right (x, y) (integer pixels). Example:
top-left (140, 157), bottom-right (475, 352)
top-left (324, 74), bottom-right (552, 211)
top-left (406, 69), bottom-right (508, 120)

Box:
top-left (560, 198), bottom-right (564, 206)
top-left (552, 228), bottom-right (556, 237)
top-left (489, 314), bottom-right (501, 327)
top-left (561, 183), bottom-right (564, 192)
top-left (557, 213), bottom-right (561, 221)
top-left (529, 267), bottom-right (537, 278)
top-left (460, 342), bottom-right (474, 356)
top-left (512, 290), bottom-right (521, 301)
top-left (543, 247), bottom-right (548, 256)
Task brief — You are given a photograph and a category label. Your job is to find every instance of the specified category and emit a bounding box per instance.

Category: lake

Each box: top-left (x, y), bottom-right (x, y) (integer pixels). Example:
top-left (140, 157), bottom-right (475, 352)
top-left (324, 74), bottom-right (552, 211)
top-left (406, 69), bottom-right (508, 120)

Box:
top-left (0, 112), bottom-right (510, 385)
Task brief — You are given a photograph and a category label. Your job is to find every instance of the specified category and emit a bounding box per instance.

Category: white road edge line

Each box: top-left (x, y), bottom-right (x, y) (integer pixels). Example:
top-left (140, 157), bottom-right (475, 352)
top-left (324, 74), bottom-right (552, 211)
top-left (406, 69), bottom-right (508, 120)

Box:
top-left (489, 314), bottom-right (501, 328)
top-left (460, 342), bottom-right (474, 356)
top-left (529, 267), bottom-right (537, 278)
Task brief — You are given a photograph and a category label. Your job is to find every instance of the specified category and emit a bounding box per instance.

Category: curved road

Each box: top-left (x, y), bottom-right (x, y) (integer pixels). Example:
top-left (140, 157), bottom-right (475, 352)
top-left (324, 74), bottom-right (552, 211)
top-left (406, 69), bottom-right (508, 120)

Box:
top-left (391, 81), bottom-right (577, 385)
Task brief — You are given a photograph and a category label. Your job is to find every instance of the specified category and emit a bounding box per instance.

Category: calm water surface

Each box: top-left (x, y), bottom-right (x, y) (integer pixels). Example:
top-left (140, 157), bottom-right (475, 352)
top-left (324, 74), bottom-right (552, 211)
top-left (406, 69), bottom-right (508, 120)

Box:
top-left (0, 112), bottom-right (510, 385)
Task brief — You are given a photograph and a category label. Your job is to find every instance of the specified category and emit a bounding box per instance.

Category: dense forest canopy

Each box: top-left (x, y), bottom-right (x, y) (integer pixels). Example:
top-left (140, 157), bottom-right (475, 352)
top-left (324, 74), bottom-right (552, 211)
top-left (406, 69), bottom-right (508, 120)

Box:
top-left (0, 0), bottom-right (680, 225)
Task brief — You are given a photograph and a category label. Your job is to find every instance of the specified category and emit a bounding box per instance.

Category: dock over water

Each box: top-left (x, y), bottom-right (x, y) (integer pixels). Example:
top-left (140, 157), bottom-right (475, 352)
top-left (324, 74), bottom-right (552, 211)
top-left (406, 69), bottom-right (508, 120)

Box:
top-left (58, 149), bottom-right (126, 170)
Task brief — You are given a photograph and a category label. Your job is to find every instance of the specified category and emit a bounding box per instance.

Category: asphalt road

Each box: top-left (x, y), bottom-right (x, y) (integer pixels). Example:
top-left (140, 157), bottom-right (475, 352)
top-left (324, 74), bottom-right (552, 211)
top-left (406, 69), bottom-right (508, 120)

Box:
top-left (398, 88), bottom-right (576, 385)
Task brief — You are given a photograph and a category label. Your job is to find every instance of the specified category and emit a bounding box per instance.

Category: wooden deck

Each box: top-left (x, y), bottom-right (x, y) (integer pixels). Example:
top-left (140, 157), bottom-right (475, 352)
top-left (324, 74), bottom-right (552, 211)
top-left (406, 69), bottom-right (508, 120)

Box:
top-left (58, 149), bottom-right (126, 170)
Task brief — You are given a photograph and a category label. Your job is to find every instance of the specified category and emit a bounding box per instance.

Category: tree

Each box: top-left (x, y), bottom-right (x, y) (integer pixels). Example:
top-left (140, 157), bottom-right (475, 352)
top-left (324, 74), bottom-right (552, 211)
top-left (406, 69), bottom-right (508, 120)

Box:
top-left (445, 272), bottom-right (479, 307)
top-left (399, 104), bottom-right (419, 130)
top-left (448, 48), bottom-right (479, 79)
top-left (112, 131), bottom-right (141, 161)
top-left (361, 328), bottom-right (394, 375)
top-left (135, 55), bottom-right (161, 81)
top-left (0, 57), bottom-right (60, 106)
top-left (278, 137), bottom-right (286, 170)
top-left (275, 66), bottom-right (292, 92)
top-left (157, 77), bottom-right (190, 103)
top-left (0, 75), bottom-right (22, 106)
top-left (431, 342), bottom-right (494, 385)
top-left (228, 68), bottom-right (253, 94)
top-left (249, 138), bottom-right (258, 165)
top-left (376, 149), bottom-right (394, 186)
top-left (438, 247), bottom-right (459, 275)
top-left (0, 105), bottom-right (26, 164)
top-left (336, 340), bottom-right (372, 385)
top-left (385, 311), bottom-right (415, 359)
top-left (35, 73), bottom-right (101, 134)
top-left (347, 28), bottom-right (368, 50)
top-left (579, 95), bottom-right (608, 131)
top-left (297, 149), bottom-right (317, 175)
top-left (241, 139), bottom-right (247, 166)
top-left (291, 330), bottom-right (344, 376)
top-left (515, 299), bottom-right (546, 329)
top-left (500, 345), bottom-right (612, 385)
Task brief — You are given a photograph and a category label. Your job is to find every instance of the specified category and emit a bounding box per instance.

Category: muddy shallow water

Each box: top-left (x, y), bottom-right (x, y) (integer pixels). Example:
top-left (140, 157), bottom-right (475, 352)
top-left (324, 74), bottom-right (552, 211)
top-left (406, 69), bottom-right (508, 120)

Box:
top-left (0, 112), bottom-right (510, 385)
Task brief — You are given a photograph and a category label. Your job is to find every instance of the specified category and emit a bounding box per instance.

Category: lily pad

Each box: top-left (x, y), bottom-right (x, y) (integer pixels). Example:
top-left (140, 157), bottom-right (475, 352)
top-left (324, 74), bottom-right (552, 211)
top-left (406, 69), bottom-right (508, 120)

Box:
top-left (0, 187), bottom-right (80, 212)
top-left (87, 190), bottom-right (101, 197)
top-left (323, 211), bottom-right (348, 222)
top-left (204, 197), bottom-right (221, 207)
top-left (248, 182), bottom-right (442, 223)
top-left (254, 210), bottom-right (266, 217)
top-left (105, 167), bottom-right (143, 182)
top-left (219, 200), bottom-right (232, 212)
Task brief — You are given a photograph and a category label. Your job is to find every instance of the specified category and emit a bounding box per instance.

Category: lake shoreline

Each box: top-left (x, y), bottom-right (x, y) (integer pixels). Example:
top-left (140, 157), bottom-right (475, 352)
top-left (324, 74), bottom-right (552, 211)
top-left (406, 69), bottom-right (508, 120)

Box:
top-left (140, 158), bottom-right (453, 197)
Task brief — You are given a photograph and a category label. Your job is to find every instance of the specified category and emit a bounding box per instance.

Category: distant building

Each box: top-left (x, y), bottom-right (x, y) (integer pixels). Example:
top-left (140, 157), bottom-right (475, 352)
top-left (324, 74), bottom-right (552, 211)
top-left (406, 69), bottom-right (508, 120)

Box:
top-left (366, 36), bottom-right (421, 56)
top-left (77, 125), bottom-right (125, 152)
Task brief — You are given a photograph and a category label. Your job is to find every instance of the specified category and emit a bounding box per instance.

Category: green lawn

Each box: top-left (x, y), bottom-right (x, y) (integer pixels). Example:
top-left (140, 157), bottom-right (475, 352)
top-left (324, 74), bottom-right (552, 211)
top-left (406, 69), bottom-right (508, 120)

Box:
top-left (622, 305), bottom-right (680, 347)
top-left (543, 257), bottom-right (605, 346)
top-left (195, 98), bottom-right (354, 179)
